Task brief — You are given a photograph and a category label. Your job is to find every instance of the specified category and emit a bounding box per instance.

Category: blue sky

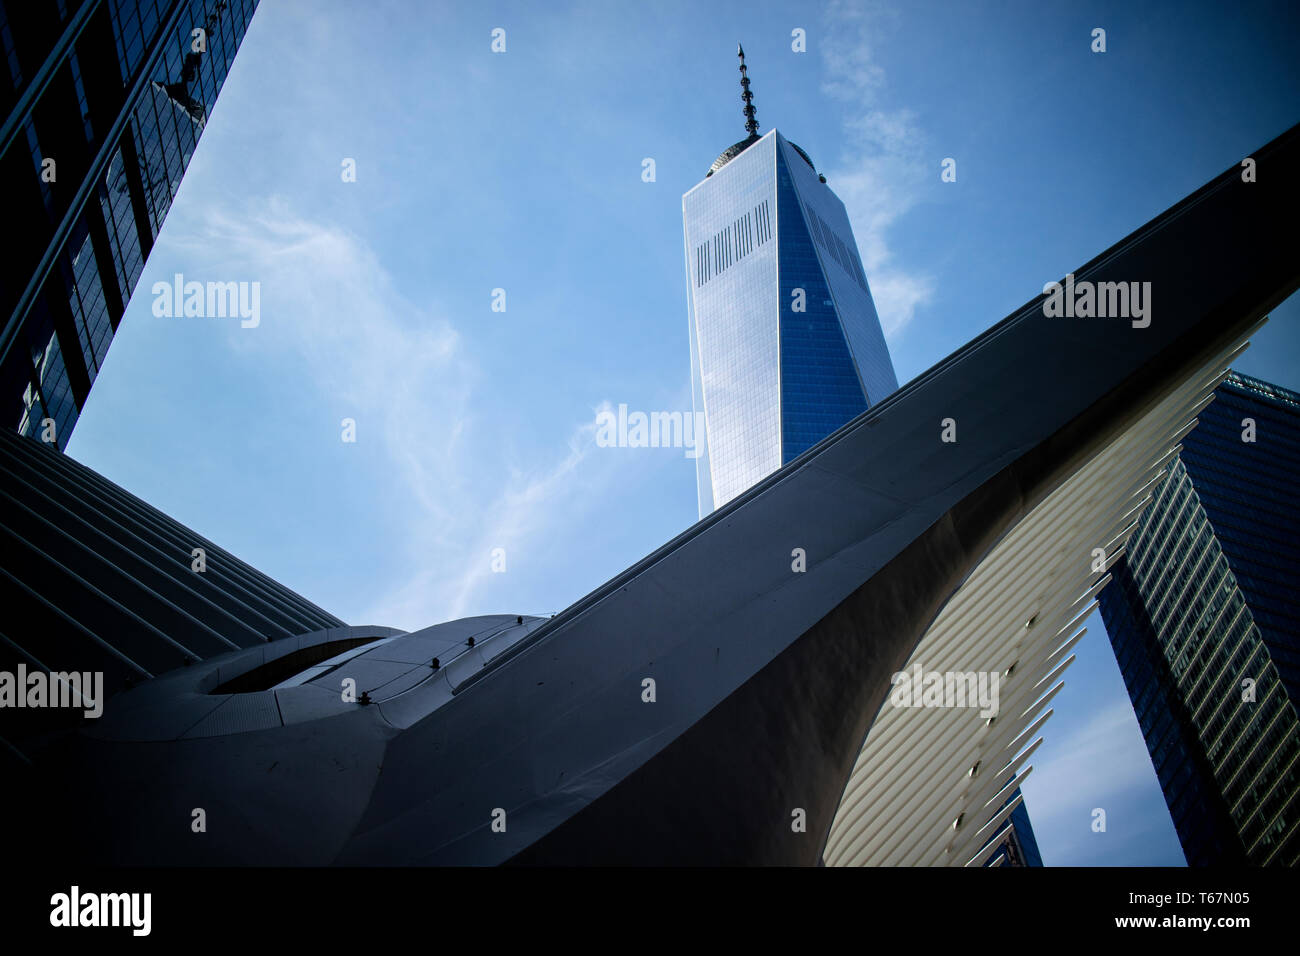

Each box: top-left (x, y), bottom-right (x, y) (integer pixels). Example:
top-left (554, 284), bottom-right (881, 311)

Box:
top-left (66, 0), bottom-right (1299, 865)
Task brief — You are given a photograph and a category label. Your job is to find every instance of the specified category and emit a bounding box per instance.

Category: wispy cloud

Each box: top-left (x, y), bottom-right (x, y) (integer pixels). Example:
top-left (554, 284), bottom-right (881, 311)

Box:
top-left (820, 0), bottom-right (934, 341)
top-left (169, 197), bottom-right (471, 527)
top-left (162, 197), bottom-right (641, 629)
top-left (376, 412), bottom-right (612, 626)
top-left (1030, 697), bottom-right (1158, 799)
top-left (1021, 696), bottom-right (1180, 864)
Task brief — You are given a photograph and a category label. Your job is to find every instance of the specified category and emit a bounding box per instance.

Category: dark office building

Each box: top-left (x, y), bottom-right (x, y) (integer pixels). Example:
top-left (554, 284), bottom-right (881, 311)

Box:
top-left (0, 0), bottom-right (258, 450)
top-left (987, 795), bottom-right (1044, 867)
top-left (1099, 370), bottom-right (1300, 866)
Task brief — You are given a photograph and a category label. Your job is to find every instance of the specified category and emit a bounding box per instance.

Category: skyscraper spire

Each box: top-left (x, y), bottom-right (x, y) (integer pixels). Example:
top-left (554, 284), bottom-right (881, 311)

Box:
top-left (738, 43), bottom-right (759, 138)
top-left (705, 44), bottom-right (819, 179)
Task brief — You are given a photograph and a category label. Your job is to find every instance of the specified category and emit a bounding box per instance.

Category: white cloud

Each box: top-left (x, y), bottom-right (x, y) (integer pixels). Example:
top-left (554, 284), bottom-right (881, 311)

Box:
top-left (1017, 694), bottom-right (1181, 864)
top-left (375, 412), bottom-right (610, 626)
top-left (821, 1), bottom-right (935, 341)
top-left (169, 197), bottom-right (470, 525)
top-left (161, 197), bottom-right (638, 630)
top-left (1029, 697), bottom-right (1158, 806)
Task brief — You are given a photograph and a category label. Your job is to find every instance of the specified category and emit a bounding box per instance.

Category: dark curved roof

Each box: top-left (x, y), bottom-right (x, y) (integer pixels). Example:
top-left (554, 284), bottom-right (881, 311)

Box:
top-left (706, 133), bottom-right (818, 178)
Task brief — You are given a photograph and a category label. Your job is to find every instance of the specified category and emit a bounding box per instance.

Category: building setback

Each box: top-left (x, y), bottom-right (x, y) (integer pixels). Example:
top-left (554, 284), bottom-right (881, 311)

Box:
top-left (0, 0), bottom-right (259, 450)
top-left (1099, 371), bottom-right (1300, 865)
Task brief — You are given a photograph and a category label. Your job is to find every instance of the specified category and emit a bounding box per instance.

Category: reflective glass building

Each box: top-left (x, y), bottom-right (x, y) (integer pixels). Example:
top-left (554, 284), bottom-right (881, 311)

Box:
top-left (1099, 370), bottom-right (1300, 865)
top-left (681, 51), bottom-right (1039, 865)
top-left (0, 0), bottom-right (258, 450)
top-left (978, 785), bottom-right (1044, 867)
top-left (682, 119), bottom-right (898, 515)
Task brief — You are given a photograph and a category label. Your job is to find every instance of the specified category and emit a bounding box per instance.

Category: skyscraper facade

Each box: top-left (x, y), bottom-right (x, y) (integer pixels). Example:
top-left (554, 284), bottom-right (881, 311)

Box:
top-left (682, 48), bottom-right (1041, 865)
top-left (1099, 370), bottom-right (1300, 865)
top-left (0, 0), bottom-right (258, 450)
top-left (682, 47), bottom-right (898, 516)
top-left (976, 787), bottom-right (1044, 867)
